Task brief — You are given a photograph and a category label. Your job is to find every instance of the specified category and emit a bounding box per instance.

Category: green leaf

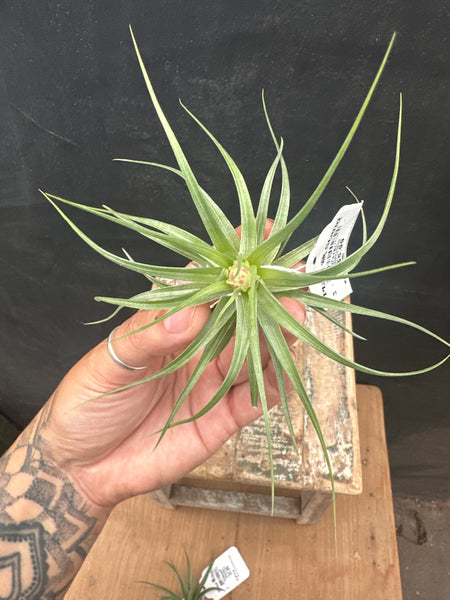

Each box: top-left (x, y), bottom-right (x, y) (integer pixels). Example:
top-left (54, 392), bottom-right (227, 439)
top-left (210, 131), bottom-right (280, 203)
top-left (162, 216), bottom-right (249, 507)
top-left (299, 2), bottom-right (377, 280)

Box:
top-left (244, 280), bottom-right (275, 510)
top-left (247, 32), bottom-right (397, 266)
top-left (180, 101), bottom-right (257, 256)
top-left (113, 158), bottom-right (241, 253)
top-left (96, 280), bottom-right (230, 317)
top-left (136, 580), bottom-right (180, 599)
top-left (94, 285), bottom-right (203, 312)
top-left (163, 294), bottom-right (250, 428)
top-left (120, 247), bottom-right (172, 287)
top-left (259, 260), bottom-right (415, 291)
top-left (246, 350), bottom-right (259, 408)
top-left (85, 305), bottom-right (124, 326)
top-left (129, 26), bottom-right (238, 258)
top-left (82, 298), bottom-right (236, 407)
top-left (256, 136), bottom-right (284, 243)
top-left (197, 558), bottom-right (222, 597)
top-left (287, 290), bottom-right (449, 348)
top-left (257, 302), bottom-right (336, 540)
top-left (260, 283), bottom-right (449, 376)
top-left (44, 193), bottom-right (230, 279)
top-left (87, 285), bottom-right (204, 325)
top-left (155, 317), bottom-right (236, 444)
top-left (102, 204), bottom-right (232, 267)
top-left (44, 191), bottom-right (229, 268)
top-left (273, 235), bottom-right (319, 268)
top-left (167, 560), bottom-right (189, 598)
top-left (304, 94), bottom-right (402, 278)
top-left (310, 306), bottom-right (367, 341)
top-left (261, 90), bottom-right (291, 259)
top-left (345, 186), bottom-right (367, 244)
top-left (126, 284), bottom-right (205, 301)
top-left (265, 337), bottom-right (299, 454)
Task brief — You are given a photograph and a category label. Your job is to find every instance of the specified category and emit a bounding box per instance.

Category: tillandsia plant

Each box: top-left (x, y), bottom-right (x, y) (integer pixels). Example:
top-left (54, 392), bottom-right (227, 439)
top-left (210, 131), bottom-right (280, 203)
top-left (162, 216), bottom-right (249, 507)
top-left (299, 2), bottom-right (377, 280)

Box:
top-left (137, 553), bottom-right (220, 600)
top-left (42, 28), bottom-right (449, 524)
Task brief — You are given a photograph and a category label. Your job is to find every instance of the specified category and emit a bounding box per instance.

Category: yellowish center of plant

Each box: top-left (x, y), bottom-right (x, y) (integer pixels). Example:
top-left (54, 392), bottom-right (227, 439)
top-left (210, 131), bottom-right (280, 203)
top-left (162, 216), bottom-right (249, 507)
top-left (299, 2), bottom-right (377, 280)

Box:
top-left (226, 260), bottom-right (253, 291)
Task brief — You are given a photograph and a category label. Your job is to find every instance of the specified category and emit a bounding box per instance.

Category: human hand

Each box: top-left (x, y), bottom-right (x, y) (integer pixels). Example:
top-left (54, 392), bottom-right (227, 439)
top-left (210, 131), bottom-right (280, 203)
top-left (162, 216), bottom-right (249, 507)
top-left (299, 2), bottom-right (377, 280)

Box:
top-left (37, 226), bottom-right (306, 512)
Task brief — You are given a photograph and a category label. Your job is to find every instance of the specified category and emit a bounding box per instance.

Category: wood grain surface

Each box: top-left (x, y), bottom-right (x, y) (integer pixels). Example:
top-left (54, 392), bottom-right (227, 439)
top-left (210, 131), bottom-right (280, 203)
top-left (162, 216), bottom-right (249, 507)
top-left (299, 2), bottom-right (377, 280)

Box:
top-left (66, 385), bottom-right (402, 600)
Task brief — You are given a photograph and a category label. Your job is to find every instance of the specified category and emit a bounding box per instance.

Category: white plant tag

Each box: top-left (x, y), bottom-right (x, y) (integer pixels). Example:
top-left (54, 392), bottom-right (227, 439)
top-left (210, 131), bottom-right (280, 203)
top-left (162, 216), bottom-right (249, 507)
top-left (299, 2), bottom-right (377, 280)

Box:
top-left (201, 546), bottom-right (250, 599)
top-left (306, 202), bottom-right (363, 300)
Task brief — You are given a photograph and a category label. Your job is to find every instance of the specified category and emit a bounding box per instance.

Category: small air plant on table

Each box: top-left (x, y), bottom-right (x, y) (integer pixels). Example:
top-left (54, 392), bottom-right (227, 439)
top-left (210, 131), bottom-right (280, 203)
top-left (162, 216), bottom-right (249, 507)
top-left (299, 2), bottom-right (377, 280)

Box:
top-left (137, 554), bottom-right (220, 600)
top-left (42, 29), bottom-right (449, 529)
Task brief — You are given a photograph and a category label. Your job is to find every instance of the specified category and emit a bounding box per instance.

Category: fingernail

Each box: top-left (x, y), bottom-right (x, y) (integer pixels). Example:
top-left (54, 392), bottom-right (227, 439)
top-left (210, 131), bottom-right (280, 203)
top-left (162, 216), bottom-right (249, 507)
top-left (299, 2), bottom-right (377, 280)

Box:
top-left (164, 307), bottom-right (194, 333)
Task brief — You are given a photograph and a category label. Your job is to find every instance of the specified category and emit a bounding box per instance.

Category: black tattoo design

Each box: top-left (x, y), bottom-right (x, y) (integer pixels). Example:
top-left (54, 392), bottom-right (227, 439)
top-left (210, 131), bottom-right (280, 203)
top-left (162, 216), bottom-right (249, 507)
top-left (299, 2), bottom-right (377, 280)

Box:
top-left (0, 414), bottom-right (98, 599)
top-left (0, 522), bottom-right (47, 599)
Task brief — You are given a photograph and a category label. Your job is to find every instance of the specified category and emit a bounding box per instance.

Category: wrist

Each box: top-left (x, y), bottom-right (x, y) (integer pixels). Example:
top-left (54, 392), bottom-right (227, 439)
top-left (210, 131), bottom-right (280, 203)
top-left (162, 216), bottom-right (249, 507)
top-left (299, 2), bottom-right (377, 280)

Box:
top-left (43, 448), bottom-right (115, 529)
top-left (0, 421), bottom-right (110, 599)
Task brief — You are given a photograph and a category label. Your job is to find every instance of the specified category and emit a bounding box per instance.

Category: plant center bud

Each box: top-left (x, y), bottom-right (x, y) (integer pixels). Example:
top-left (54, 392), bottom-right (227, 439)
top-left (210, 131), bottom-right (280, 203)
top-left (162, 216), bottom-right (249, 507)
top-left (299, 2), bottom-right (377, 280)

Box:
top-left (226, 260), bottom-right (252, 291)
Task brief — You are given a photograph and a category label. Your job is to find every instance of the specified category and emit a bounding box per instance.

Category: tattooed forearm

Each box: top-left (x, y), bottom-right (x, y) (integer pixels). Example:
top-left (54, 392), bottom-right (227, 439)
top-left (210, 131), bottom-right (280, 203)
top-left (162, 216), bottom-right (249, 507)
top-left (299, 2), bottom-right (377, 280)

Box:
top-left (0, 419), bottom-right (100, 599)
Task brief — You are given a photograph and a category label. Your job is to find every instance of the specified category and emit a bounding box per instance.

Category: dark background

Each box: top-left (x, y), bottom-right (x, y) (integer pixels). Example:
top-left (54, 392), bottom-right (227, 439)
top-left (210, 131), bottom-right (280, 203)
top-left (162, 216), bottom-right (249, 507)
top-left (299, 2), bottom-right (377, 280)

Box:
top-left (0, 1), bottom-right (448, 497)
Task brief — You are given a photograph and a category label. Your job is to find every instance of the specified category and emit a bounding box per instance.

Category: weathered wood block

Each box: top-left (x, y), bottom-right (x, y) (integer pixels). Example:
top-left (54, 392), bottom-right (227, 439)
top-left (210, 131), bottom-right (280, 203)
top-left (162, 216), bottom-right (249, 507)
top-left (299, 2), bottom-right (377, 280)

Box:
top-left (151, 303), bottom-right (362, 523)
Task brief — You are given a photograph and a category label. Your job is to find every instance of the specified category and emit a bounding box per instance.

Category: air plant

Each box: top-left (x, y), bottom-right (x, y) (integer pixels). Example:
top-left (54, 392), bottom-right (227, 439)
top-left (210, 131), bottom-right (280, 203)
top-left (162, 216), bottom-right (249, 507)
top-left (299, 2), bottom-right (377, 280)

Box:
top-left (41, 29), bottom-right (448, 526)
top-left (137, 553), bottom-right (220, 600)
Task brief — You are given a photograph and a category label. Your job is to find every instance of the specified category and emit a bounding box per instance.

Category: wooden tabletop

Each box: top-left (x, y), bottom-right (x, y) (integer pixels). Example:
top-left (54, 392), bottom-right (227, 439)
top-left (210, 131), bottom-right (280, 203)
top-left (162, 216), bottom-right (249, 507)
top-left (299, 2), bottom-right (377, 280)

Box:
top-left (66, 385), bottom-right (402, 600)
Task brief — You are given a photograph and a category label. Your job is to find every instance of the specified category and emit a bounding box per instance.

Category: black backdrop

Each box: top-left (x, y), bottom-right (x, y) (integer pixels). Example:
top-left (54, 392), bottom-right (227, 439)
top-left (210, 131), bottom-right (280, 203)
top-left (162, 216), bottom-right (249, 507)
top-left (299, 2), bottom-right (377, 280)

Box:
top-left (0, 1), bottom-right (448, 497)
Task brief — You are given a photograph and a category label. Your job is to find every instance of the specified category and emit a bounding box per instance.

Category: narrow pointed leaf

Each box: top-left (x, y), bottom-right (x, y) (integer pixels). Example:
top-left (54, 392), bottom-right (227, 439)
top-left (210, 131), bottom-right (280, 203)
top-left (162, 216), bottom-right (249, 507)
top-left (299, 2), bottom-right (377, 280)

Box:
top-left (43, 191), bottom-right (228, 272)
top-left (273, 235), bottom-right (319, 267)
top-left (155, 318), bottom-right (236, 444)
top-left (89, 299), bottom-right (236, 402)
top-left (260, 283), bottom-right (449, 376)
top-left (197, 559), bottom-right (222, 597)
top-left (180, 101), bottom-right (257, 256)
top-left (121, 247), bottom-right (171, 286)
top-left (256, 137), bottom-right (284, 242)
top-left (244, 283), bottom-right (275, 509)
top-left (95, 280), bottom-right (230, 312)
top-left (114, 158), bottom-right (240, 253)
top-left (298, 94), bottom-right (402, 278)
top-left (165, 294), bottom-right (250, 427)
top-left (286, 290), bottom-right (449, 347)
top-left (247, 33), bottom-right (397, 265)
top-left (95, 285), bottom-right (204, 311)
top-left (311, 306), bottom-right (367, 341)
top-left (257, 303), bottom-right (336, 539)
top-left (44, 194), bottom-right (232, 279)
top-left (264, 335), bottom-right (299, 454)
top-left (261, 91), bottom-right (291, 259)
top-left (259, 260), bottom-right (414, 291)
top-left (45, 190), bottom-right (228, 267)
top-left (129, 26), bottom-right (237, 257)
top-left (85, 305), bottom-right (123, 326)
top-left (167, 561), bottom-right (189, 598)
top-left (101, 204), bottom-right (231, 267)
top-left (136, 581), bottom-right (179, 599)
top-left (246, 350), bottom-right (259, 407)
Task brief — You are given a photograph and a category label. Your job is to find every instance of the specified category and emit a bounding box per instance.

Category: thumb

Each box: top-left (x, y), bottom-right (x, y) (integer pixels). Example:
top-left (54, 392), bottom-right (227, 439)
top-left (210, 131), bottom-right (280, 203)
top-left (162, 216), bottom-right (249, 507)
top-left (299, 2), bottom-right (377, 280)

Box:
top-left (100, 304), bottom-right (211, 377)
